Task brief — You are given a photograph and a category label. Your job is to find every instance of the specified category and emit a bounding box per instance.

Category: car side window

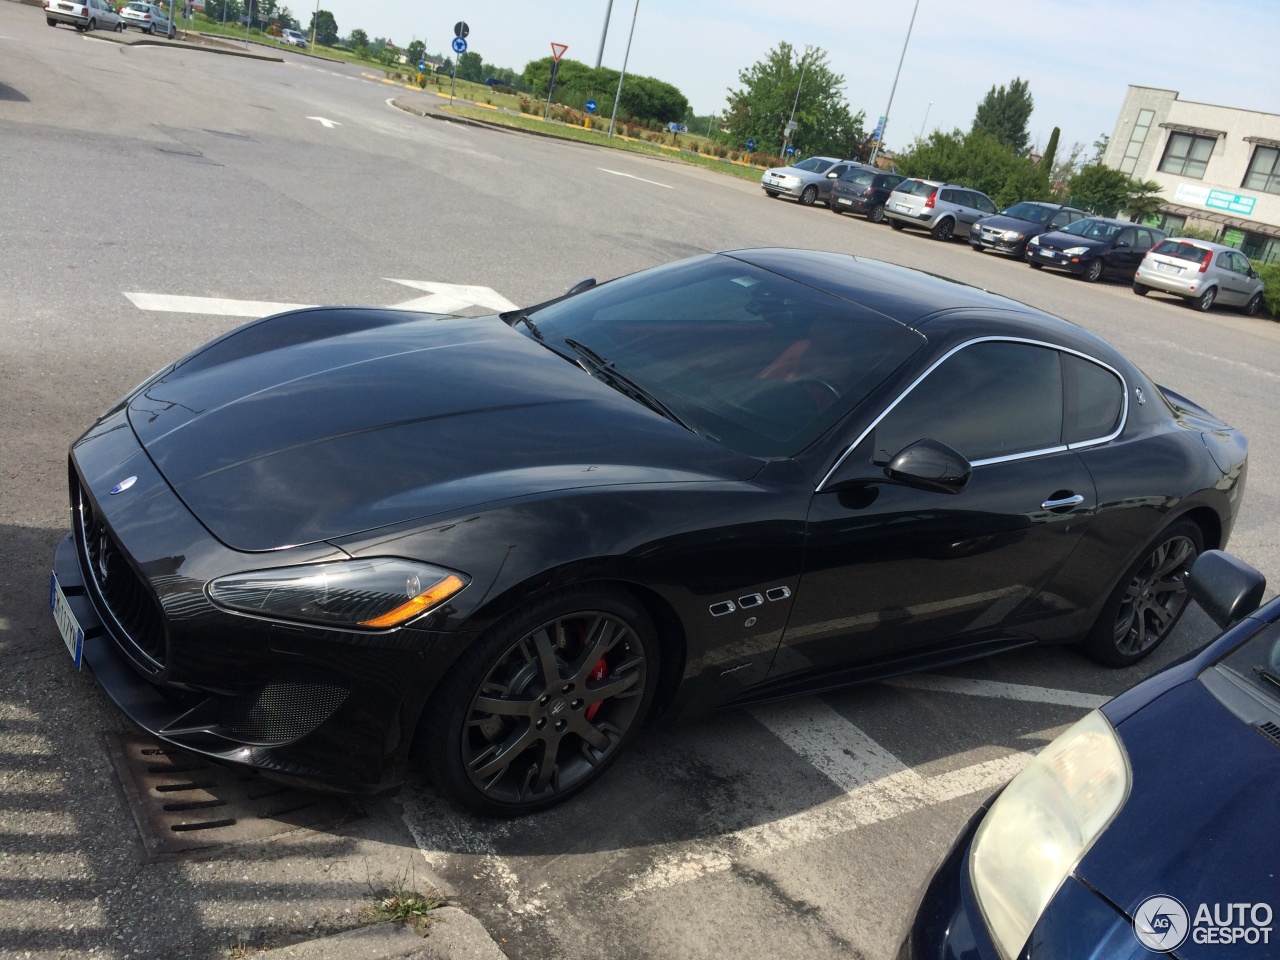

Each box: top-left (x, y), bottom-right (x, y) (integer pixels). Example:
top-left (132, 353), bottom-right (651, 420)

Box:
top-left (1062, 354), bottom-right (1124, 444)
top-left (1229, 252), bottom-right (1250, 275)
top-left (1117, 227), bottom-right (1137, 247)
top-left (1049, 211), bottom-right (1072, 229)
top-left (871, 341), bottom-right (1064, 464)
top-left (974, 194), bottom-right (997, 215)
top-left (830, 165), bottom-right (849, 179)
top-left (939, 188), bottom-right (955, 204)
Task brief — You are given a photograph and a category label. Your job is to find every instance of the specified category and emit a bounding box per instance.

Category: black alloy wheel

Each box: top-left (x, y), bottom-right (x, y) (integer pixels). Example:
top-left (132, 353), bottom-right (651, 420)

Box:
top-left (424, 586), bottom-right (658, 816)
top-left (1191, 287), bottom-right (1217, 312)
top-left (1133, 281), bottom-right (1149, 296)
top-left (1081, 259), bottom-right (1104, 283)
top-left (868, 202), bottom-right (886, 224)
top-left (799, 185), bottom-right (819, 206)
top-left (1244, 292), bottom-right (1263, 316)
top-left (1082, 520), bottom-right (1203, 666)
top-left (930, 217), bottom-right (954, 241)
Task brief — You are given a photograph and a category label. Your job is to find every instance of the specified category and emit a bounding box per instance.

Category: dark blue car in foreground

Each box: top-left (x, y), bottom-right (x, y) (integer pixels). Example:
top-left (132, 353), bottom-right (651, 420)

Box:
top-left (901, 550), bottom-right (1278, 959)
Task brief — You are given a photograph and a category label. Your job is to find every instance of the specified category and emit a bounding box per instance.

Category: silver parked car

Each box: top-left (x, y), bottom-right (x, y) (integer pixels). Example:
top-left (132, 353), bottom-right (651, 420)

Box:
top-left (760, 156), bottom-right (860, 207)
top-left (44, 0), bottom-right (122, 31)
top-left (1133, 238), bottom-right (1265, 314)
top-left (119, 1), bottom-right (174, 36)
top-left (884, 179), bottom-right (998, 240)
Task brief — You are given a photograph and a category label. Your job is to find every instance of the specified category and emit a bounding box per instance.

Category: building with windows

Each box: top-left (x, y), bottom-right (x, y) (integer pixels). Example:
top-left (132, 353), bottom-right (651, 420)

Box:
top-left (1104, 85), bottom-right (1280, 262)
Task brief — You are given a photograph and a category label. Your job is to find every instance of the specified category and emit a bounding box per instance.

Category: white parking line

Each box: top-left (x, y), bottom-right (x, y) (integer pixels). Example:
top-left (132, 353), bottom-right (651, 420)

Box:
top-left (599, 168), bottom-right (673, 189)
top-left (883, 674), bottom-right (1110, 709)
top-left (123, 292), bottom-right (314, 317)
top-left (751, 699), bottom-right (909, 792)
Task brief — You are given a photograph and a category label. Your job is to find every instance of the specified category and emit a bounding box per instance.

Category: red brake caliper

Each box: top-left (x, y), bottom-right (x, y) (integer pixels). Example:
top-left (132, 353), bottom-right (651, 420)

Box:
top-left (584, 658), bottom-right (608, 720)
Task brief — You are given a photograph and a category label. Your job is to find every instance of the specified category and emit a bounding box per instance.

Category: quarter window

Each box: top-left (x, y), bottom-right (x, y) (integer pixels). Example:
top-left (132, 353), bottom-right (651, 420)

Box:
top-left (1062, 355), bottom-right (1123, 444)
top-left (872, 342), bottom-right (1063, 464)
top-left (1158, 132), bottom-right (1216, 179)
top-left (1242, 146), bottom-right (1280, 195)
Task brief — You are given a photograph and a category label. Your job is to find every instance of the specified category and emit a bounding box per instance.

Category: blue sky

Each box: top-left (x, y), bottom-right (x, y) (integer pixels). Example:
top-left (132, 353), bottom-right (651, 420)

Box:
top-left (308, 0), bottom-right (1280, 157)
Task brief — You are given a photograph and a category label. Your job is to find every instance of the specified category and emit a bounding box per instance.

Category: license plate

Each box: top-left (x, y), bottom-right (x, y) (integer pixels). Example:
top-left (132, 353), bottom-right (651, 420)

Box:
top-left (1039, 249), bottom-right (1056, 259)
top-left (837, 198), bottom-right (851, 205)
top-left (894, 203), bottom-right (911, 212)
top-left (1155, 262), bottom-right (1180, 274)
top-left (50, 573), bottom-right (85, 670)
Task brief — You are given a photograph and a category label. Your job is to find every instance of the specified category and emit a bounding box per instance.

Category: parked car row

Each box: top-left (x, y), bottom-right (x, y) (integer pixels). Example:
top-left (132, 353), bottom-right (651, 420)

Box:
top-left (44, 0), bottom-right (175, 37)
top-left (762, 162), bottom-right (1267, 316)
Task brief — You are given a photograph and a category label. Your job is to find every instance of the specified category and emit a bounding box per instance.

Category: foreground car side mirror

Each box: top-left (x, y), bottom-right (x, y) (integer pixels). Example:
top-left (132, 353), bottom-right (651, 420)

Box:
top-left (884, 439), bottom-right (971, 495)
top-left (1189, 550), bottom-right (1266, 628)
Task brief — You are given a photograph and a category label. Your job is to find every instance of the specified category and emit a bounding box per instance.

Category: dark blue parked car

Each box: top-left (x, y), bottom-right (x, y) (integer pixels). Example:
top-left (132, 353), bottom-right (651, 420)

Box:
top-left (900, 550), bottom-right (1277, 960)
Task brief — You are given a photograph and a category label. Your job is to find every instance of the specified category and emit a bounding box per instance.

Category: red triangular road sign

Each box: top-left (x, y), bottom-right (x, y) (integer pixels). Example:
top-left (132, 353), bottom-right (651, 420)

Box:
top-left (550, 42), bottom-right (568, 61)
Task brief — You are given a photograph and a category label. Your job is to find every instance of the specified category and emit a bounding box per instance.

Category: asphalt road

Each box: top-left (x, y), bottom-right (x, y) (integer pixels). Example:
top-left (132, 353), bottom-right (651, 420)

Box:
top-left (3, 4), bottom-right (1279, 957)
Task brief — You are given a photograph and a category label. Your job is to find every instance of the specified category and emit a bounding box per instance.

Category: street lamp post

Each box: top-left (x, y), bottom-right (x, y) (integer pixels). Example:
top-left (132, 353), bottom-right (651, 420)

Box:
top-left (869, 0), bottom-right (920, 166)
top-left (607, 0), bottom-right (639, 138)
top-left (917, 101), bottom-right (933, 140)
top-left (595, 0), bottom-right (614, 69)
top-left (780, 45), bottom-right (811, 160)
top-left (309, 0), bottom-right (319, 46)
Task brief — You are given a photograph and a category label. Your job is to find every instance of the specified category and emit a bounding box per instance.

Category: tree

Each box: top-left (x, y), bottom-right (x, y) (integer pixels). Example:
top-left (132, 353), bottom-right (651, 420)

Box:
top-left (1123, 179), bottom-right (1165, 222)
top-left (1091, 133), bottom-right (1110, 163)
top-left (306, 8), bottom-right (336, 44)
top-left (522, 57), bottom-right (689, 124)
top-left (1067, 163), bottom-right (1132, 216)
top-left (1040, 126), bottom-right (1060, 175)
top-left (896, 128), bottom-right (1051, 208)
top-left (457, 51), bottom-right (484, 82)
top-left (406, 40), bottom-right (425, 67)
top-left (1050, 141), bottom-right (1086, 192)
top-left (971, 77), bottom-right (1034, 154)
top-left (348, 27), bottom-right (368, 51)
top-left (724, 43), bottom-right (865, 160)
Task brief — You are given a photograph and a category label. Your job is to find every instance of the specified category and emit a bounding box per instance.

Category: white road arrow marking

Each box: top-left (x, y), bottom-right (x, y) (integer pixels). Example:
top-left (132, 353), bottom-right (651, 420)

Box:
top-left (307, 116), bottom-right (341, 128)
top-left (384, 279), bottom-right (517, 314)
top-left (123, 293), bottom-right (315, 317)
top-left (599, 168), bottom-right (673, 189)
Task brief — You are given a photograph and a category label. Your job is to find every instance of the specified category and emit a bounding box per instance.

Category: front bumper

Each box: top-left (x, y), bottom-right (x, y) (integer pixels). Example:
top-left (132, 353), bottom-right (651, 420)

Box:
top-left (970, 229), bottom-right (1027, 256)
top-left (761, 179), bottom-right (804, 197)
top-left (899, 804), bottom-right (1161, 960)
top-left (1026, 244), bottom-right (1089, 274)
top-left (51, 408), bottom-right (467, 795)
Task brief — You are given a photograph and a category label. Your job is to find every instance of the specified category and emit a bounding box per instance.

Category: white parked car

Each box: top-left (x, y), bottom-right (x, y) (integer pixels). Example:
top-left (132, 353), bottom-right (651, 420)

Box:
top-left (1133, 238), bottom-right (1266, 314)
top-left (119, 1), bottom-right (174, 37)
top-left (45, 0), bottom-right (123, 32)
top-left (280, 28), bottom-right (307, 47)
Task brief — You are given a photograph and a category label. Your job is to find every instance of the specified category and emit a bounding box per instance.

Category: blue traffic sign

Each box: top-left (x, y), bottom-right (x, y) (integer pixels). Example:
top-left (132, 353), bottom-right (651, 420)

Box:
top-left (417, 60), bottom-right (426, 72)
top-left (451, 36), bottom-right (467, 55)
top-left (585, 99), bottom-right (597, 113)
top-left (746, 138), bottom-right (756, 150)
top-left (786, 145), bottom-right (795, 155)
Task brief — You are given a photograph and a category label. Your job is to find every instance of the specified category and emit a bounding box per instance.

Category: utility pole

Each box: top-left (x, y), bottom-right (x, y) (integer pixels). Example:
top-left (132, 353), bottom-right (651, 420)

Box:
top-left (595, 0), bottom-right (614, 69)
top-left (309, 0), bottom-right (318, 46)
top-left (780, 45), bottom-right (810, 160)
top-left (869, 0), bottom-right (920, 165)
top-left (607, 0), bottom-right (639, 138)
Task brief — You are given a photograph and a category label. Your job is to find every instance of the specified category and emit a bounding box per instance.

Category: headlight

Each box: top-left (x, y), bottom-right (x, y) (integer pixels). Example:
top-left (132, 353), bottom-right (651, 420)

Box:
top-left (1063, 245), bottom-right (1090, 256)
top-left (1028, 235), bottom-right (1041, 245)
top-left (209, 558), bottom-right (468, 629)
top-left (969, 710), bottom-right (1130, 960)
top-left (1002, 230), bottom-right (1025, 241)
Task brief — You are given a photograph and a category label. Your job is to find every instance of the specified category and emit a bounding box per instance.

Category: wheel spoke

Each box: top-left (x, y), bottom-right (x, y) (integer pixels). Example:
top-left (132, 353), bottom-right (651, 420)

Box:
top-left (583, 669), bottom-right (641, 706)
top-left (533, 741), bottom-right (559, 792)
top-left (1152, 538), bottom-right (1193, 578)
top-left (525, 626), bottom-right (564, 688)
top-left (470, 724), bottom-right (538, 781)
top-left (569, 714), bottom-right (611, 751)
top-left (474, 694), bottom-right (538, 717)
top-left (573, 617), bottom-right (624, 682)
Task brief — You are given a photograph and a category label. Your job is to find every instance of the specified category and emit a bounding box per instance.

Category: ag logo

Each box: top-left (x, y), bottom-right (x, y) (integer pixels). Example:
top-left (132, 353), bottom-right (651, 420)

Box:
top-left (1134, 895), bottom-right (1190, 952)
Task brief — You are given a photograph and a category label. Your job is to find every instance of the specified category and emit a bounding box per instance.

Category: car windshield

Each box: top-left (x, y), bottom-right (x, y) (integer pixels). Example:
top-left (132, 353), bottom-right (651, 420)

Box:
top-left (1061, 218), bottom-right (1122, 240)
top-left (1216, 624), bottom-right (1280, 708)
top-left (125, 2), bottom-right (149, 8)
top-left (839, 170), bottom-right (876, 186)
top-left (893, 179), bottom-right (935, 197)
top-left (524, 255), bottom-right (924, 457)
top-left (792, 157), bottom-right (833, 173)
top-left (1000, 202), bottom-right (1053, 224)
top-left (1152, 240), bottom-right (1213, 264)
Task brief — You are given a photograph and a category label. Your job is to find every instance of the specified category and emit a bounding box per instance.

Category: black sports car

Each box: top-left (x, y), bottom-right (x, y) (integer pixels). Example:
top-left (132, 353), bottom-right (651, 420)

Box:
top-left (50, 249), bottom-right (1248, 816)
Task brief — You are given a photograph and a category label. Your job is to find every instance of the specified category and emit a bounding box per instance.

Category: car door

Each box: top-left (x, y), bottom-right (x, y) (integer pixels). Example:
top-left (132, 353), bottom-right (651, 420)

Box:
top-left (771, 339), bottom-right (1097, 676)
top-left (1216, 251), bottom-right (1251, 304)
top-left (1107, 226), bottom-right (1141, 276)
top-left (822, 163), bottom-right (852, 200)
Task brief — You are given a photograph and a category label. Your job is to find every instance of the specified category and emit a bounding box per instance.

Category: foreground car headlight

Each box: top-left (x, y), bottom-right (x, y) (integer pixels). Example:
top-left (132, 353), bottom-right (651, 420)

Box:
top-left (970, 710), bottom-right (1130, 960)
top-left (1063, 245), bottom-right (1090, 256)
top-left (209, 558), bottom-right (468, 629)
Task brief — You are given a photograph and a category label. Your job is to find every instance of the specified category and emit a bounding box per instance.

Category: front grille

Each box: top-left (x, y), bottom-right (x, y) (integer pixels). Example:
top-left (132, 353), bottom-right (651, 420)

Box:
top-left (217, 682), bottom-right (348, 744)
top-left (76, 478), bottom-right (168, 670)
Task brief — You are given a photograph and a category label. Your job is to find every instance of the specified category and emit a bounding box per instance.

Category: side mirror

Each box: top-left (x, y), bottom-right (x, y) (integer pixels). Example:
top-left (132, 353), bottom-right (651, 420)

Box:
top-left (884, 439), bottom-right (971, 495)
top-left (1114, 240), bottom-right (1130, 249)
top-left (1189, 550), bottom-right (1266, 629)
top-left (565, 278), bottom-right (596, 296)
top-left (826, 171), bottom-right (839, 179)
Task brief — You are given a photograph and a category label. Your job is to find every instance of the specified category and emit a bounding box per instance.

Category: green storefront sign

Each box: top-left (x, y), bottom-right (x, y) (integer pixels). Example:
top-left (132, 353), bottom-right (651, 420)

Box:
top-left (1204, 189), bottom-right (1256, 216)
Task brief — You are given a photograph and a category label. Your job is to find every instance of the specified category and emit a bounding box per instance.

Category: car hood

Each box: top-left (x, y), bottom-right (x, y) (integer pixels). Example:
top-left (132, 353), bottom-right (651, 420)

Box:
top-left (1035, 230), bottom-right (1106, 252)
top-left (127, 308), bottom-right (759, 551)
top-left (975, 214), bottom-right (1047, 234)
top-left (1079, 680), bottom-right (1280, 958)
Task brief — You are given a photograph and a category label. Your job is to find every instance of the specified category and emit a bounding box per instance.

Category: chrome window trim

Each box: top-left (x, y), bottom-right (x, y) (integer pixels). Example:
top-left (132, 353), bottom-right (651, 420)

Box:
top-left (816, 336), bottom-right (1130, 491)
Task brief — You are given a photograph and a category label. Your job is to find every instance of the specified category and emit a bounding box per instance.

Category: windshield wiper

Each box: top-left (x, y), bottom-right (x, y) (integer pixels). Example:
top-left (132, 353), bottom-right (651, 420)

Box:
top-left (503, 310), bottom-right (544, 340)
top-left (563, 338), bottom-right (698, 434)
top-left (1254, 665), bottom-right (1280, 692)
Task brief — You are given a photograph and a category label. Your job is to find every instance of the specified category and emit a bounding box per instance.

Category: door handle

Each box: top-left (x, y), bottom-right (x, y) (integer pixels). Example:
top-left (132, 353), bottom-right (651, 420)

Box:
top-left (1041, 494), bottom-right (1084, 510)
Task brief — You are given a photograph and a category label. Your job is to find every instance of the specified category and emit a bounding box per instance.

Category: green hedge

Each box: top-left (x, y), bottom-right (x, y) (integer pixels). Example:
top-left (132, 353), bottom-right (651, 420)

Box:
top-left (1255, 262), bottom-right (1280, 320)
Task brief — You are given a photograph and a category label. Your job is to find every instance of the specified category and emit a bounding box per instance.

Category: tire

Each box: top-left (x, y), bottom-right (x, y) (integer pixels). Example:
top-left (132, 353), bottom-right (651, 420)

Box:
top-left (421, 585), bottom-right (660, 816)
top-left (1080, 259), bottom-right (1104, 283)
top-left (1243, 292), bottom-right (1263, 317)
top-left (116, 20), bottom-right (124, 31)
top-left (969, 243), bottom-right (983, 253)
top-left (799, 185), bottom-right (818, 206)
top-left (830, 203), bottom-right (845, 215)
top-left (1133, 281), bottom-right (1149, 296)
top-left (1081, 519), bottom-right (1203, 667)
top-left (930, 217), bottom-right (954, 241)
top-left (1028, 260), bottom-right (1043, 270)
top-left (868, 202), bottom-right (885, 224)
top-left (764, 189), bottom-right (779, 198)
top-left (889, 219), bottom-right (906, 231)
top-left (1190, 287), bottom-right (1216, 312)
top-left (146, 23), bottom-right (154, 34)
top-left (47, 17), bottom-right (57, 25)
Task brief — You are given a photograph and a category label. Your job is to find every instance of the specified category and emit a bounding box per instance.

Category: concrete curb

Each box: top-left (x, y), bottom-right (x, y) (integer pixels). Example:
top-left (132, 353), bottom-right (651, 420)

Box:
top-left (256, 910), bottom-right (507, 960)
top-left (90, 29), bottom-right (283, 61)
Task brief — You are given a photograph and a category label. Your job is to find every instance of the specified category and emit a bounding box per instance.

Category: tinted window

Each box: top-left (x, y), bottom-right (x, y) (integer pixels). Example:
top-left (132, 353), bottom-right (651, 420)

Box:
top-left (1136, 229), bottom-right (1154, 249)
top-left (1062, 219), bottom-right (1123, 241)
top-left (1004, 202), bottom-right (1053, 224)
top-left (1117, 227), bottom-right (1137, 247)
top-left (894, 180), bottom-right (936, 197)
top-left (527, 256), bottom-right (924, 458)
top-left (940, 188), bottom-right (956, 203)
top-left (877, 175), bottom-right (905, 190)
top-left (841, 170), bottom-right (876, 186)
top-left (793, 157), bottom-right (833, 173)
top-left (872, 342), bottom-right (1063, 464)
top-left (1049, 211), bottom-right (1072, 228)
top-left (829, 165), bottom-right (850, 178)
top-left (1062, 354), bottom-right (1123, 444)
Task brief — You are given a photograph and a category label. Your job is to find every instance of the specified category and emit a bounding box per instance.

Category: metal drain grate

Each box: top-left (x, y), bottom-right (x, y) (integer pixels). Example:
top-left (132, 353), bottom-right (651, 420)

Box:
top-left (103, 732), bottom-right (362, 857)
